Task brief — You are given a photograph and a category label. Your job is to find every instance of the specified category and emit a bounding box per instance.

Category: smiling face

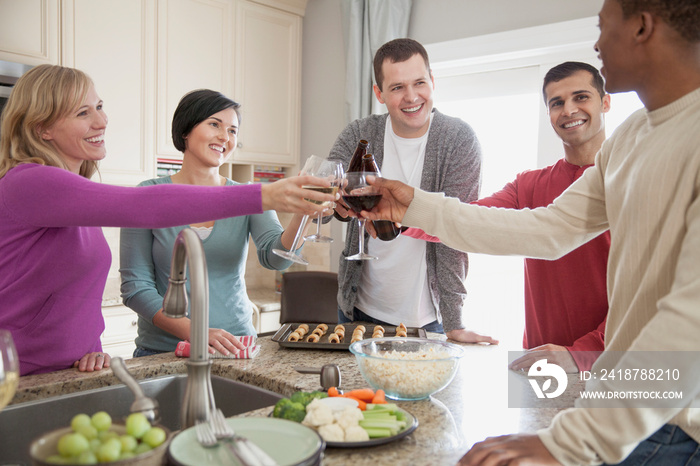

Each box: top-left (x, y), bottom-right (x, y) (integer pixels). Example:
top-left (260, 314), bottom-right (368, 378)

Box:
top-left (183, 108), bottom-right (239, 168)
top-left (545, 70), bottom-right (611, 151)
top-left (40, 84), bottom-right (108, 173)
top-left (373, 54), bottom-right (435, 139)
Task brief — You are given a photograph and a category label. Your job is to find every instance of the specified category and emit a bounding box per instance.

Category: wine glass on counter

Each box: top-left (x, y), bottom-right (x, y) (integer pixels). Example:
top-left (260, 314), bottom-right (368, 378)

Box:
top-left (272, 155), bottom-right (344, 265)
top-left (342, 171), bottom-right (383, 261)
top-left (0, 330), bottom-right (19, 411)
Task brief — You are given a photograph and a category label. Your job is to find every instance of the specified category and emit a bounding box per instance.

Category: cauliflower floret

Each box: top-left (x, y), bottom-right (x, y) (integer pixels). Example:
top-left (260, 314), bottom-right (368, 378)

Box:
top-left (317, 423), bottom-right (345, 442)
top-left (343, 424), bottom-right (370, 442)
top-left (334, 406), bottom-right (364, 430)
top-left (302, 399), bottom-right (334, 427)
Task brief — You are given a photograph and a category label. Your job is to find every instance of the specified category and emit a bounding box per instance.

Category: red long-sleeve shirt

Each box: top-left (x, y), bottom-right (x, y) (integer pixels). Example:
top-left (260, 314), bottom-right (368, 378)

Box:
top-left (474, 159), bottom-right (610, 371)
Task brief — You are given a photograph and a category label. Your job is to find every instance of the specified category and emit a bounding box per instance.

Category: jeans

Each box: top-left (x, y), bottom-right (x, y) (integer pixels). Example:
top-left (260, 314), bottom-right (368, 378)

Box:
top-left (133, 346), bottom-right (166, 358)
top-left (606, 424), bottom-right (700, 466)
top-left (337, 307), bottom-right (445, 334)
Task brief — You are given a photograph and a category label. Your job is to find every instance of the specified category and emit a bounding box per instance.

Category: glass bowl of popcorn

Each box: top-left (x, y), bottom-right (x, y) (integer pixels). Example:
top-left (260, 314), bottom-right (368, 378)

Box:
top-left (349, 338), bottom-right (465, 400)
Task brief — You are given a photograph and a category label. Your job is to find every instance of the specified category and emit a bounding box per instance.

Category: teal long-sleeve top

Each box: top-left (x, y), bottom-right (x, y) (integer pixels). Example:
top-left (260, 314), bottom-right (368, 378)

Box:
top-left (119, 176), bottom-right (293, 352)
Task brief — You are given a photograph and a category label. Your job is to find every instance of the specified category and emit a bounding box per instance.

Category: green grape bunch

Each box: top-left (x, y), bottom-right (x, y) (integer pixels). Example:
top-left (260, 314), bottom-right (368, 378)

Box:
top-left (44, 411), bottom-right (167, 464)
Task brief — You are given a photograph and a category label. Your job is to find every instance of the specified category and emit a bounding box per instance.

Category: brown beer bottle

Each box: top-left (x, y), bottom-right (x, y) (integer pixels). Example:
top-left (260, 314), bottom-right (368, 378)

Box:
top-left (357, 154), bottom-right (402, 241)
top-left (347, 139), bottom-right (369, 173)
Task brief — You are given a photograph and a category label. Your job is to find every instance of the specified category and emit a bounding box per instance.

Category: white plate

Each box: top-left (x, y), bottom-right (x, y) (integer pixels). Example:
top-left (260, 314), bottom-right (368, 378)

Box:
top-left (168, 417), bottom-right (324, 466)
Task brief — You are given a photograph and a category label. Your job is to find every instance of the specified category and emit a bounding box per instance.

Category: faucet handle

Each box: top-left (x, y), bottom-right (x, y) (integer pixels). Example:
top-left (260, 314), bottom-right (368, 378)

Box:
top-left (163, 277), bottom-right (188, 318)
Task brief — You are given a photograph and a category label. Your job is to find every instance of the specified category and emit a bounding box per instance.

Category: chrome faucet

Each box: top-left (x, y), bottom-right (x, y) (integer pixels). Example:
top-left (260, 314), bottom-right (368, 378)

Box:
top-left (162, 228), bottom-right (216, 429)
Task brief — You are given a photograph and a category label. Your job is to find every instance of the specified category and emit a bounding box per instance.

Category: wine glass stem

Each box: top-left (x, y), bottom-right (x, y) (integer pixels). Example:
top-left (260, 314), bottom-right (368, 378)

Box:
top-left (289, 215), bottom-right (310, 252)
top-left (357, 218), bottom-right (366, 256)
top-left (315, 212), bottom-right (323, 235)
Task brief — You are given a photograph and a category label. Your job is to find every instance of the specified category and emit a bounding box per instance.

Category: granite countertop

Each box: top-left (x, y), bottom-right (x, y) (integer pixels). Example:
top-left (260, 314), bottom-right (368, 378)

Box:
top-left (12, 336), bottom-right (581, 465)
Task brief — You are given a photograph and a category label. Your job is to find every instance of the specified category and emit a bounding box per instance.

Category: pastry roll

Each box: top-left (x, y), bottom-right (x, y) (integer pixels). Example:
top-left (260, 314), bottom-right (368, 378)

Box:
top-left (295, 326), bottom-right (308, 337)
top-left (312, 328), bottom-right (325, 337)
top-left (355, 325), bottom-right (366, 333)
top-left (288, 331), bottom-right (301, 342)
top-left (372, 330), bottom-right (384, 338)
top-left (328, 333), bottom-right (340, 343)
top-left (298, 324), bottom-right (310, 333)
top-left (306, 333), bottom-right (320, 343)
top-left (373, 325), bottom-right (385, 334)
top-left (334, 324), bottom-right (345, 333)
top-left (317, 323), bottom-right (329, 332)
top-left (351, 335), bottom-right (363, 343)
top-left (397, 323), bottom-right (407, 332)
top-left (334, 329), bottom-right (345, 339)
top-left (395, 329), bottom-right (407, 337)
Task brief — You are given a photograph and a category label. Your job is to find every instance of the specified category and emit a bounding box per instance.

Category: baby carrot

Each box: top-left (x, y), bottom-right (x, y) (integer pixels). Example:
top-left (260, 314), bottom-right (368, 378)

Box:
top-left (344, 388), bottom-right (376, 402)
top-left (371, 389), bottom-right (387, 404)
top-left (327, 386), bottom-right (340, 397)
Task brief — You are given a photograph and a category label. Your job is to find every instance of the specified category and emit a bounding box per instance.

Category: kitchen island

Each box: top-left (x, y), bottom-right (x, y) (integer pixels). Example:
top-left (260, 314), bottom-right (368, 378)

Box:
top-left (11, 335), bottom-right (580, 465)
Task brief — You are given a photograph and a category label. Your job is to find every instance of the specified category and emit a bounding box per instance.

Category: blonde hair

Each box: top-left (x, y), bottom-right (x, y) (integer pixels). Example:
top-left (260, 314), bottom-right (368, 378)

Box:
top-left (0, 64), bottom-right (99, 179)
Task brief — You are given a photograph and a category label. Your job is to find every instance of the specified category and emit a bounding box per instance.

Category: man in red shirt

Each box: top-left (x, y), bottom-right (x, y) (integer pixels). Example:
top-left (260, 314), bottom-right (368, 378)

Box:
top-left (475, 62), bottom-right (611, 372)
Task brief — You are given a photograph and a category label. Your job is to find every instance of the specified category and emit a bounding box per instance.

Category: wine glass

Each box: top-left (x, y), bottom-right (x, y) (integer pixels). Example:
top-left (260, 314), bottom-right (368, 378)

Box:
top-left (0, 330), bottom-right (19, 411)
top-left (342, 171), bottom-right (383, 261)
top-left (272, 155), bottom-right (344, 265)
top-left (304, 160), bottom-right (345, 243)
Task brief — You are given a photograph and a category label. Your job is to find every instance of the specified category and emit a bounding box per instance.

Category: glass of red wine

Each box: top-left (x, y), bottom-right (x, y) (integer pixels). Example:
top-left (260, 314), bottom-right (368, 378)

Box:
top-left (342, 171), bottom-right (383, 261)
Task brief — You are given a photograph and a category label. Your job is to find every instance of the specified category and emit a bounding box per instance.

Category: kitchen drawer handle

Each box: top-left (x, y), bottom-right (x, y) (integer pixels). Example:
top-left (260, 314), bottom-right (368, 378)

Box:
top-left (131, 320), bottom-right (137, 326)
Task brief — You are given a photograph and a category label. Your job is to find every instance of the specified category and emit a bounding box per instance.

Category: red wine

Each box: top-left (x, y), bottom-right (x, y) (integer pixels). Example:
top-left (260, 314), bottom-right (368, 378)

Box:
top-left (342, 193), bottom-right (382, 213)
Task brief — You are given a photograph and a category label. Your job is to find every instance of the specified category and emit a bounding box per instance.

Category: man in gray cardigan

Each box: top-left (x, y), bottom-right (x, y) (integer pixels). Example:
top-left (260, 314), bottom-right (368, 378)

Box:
top-left (329, 38), bottom-right (496, 343)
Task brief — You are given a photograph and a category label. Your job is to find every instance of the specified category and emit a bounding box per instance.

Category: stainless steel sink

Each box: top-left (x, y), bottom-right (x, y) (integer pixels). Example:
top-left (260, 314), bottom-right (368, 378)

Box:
top-left (0, 374), bottom-right (282, 465)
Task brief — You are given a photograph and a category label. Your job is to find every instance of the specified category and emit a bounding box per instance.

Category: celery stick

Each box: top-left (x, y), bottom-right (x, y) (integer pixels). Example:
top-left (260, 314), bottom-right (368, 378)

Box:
top-left (362, 427), bottom-right (393, 438)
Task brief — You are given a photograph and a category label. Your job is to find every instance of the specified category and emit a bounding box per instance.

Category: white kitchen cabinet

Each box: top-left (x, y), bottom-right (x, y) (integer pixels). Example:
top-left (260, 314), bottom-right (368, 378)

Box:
top-left (231, 0), bottom-right (302, 167)
top-left (61, 0), bottom-right (157, 186)
top-left (0, 0), bottom-right (60, 66)
top-left (154, 0), bottom-right (234, 161)
top-left (101, 305), bottom-right (138, 360)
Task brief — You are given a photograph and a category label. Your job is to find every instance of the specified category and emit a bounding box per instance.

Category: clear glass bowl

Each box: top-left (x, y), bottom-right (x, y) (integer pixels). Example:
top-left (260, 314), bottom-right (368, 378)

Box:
top-left (349, 338), bottom-right (465, 400)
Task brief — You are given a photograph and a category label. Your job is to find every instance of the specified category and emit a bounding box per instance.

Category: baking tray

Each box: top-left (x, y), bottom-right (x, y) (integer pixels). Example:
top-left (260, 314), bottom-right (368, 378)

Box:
top-left (271, 322), bottom-right (427, 350)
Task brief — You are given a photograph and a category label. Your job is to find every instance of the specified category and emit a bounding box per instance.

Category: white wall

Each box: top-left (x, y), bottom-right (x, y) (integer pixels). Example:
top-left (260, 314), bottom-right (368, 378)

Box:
top-left (300, 0), bottom-right (606, 269)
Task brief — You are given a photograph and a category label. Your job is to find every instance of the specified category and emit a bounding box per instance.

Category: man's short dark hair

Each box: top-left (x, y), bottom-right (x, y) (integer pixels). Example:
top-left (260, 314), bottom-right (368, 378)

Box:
top-left (172, 89), bottom-right (241, 153)
top-left (373, 38), bottom-right (431, 91)
top-left (542, 62), bottom-right (606, 103)
top-left (617, 0), bottom-right (700, 42)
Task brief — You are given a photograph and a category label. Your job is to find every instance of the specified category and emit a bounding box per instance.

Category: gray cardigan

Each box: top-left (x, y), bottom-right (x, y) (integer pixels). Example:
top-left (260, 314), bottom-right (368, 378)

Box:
top-left (328, 109), bottom-right (482, 331)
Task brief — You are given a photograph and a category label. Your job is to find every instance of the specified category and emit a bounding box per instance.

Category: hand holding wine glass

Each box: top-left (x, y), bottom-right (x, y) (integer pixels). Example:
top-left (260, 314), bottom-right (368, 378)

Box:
top-left (0, 330), bottom-right (19, 411)
top-left (354, 175), bottom-right (415, 225)
top-left (272, 155), bottom-right (344, 265)
top-left (342, 171), bottom-right (383, 261)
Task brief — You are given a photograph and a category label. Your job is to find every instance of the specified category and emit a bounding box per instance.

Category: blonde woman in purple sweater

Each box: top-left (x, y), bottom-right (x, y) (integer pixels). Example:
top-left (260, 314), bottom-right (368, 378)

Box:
top-left (0, 65), bottom-right (334, 376)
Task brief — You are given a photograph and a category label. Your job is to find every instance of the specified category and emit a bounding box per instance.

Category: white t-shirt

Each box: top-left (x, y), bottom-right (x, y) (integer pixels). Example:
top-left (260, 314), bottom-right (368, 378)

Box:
top-left (355, 115), bottom-right (436, 327)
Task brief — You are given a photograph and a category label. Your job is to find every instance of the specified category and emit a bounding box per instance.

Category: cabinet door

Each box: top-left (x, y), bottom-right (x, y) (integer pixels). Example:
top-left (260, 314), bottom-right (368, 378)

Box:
top-left (233, 0), bottom-right (301, 166)
top-left (0, 0), bottom-right (59, 65)
top-left (62, 0), bottom-right (157, 186)
top-left (155, 0), bottom-right (233, 160)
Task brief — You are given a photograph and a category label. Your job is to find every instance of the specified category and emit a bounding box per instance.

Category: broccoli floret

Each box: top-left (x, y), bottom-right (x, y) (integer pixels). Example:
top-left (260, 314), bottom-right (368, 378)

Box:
top-left (290, 391), bottom-right (311, 406)
top-left (272, 398), bottom-right (294, 418)
top-left (290, 390), bottom-right (328, 407)
top-left (279, 401), bottom-right (306, 422)
top-left (309, 390), bottom-right (328, 401)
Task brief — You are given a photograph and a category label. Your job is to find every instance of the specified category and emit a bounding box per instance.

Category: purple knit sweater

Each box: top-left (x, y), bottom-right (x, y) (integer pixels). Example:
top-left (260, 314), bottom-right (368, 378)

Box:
top-left (0, 164), bottom-right (262, 375)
